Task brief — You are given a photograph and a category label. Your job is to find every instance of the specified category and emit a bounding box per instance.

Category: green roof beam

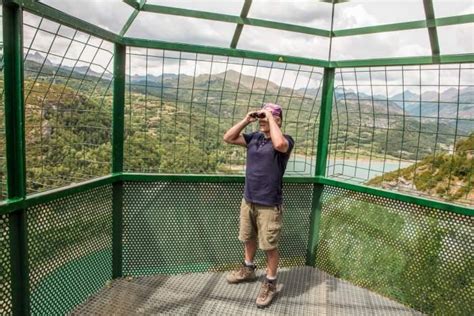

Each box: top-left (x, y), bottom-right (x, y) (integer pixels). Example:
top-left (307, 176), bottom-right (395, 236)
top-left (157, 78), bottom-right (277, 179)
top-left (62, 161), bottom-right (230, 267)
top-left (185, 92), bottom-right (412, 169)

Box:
top-left (122, 0), bottom-right (140, 10)
top-left (119, 9), bottom-right (139, 37)
top-left (435, 14), bottom-right (474, 27)
top-left (244, 17), bottom-right (330, 37)
top-left (330, 53), bottom-right (474, 68)
top-left (10, 0), bottom-right (474, 47)
top-left (230, 0), bottom-right (252, 49)
top-left (333, 14), bottom-right (474, 37)
top-left (140, 3), bottom-right (330, 37)
top-left (120, 0), bottom-right (145, 37)
top-left (121, 37), bottom-right (330, 67)
top-left (423, 0), bottom-right (441, 61)
top-left (334, 20), bottom-right (427, 37)
top-left (12, 1), bottom-right (474, 49)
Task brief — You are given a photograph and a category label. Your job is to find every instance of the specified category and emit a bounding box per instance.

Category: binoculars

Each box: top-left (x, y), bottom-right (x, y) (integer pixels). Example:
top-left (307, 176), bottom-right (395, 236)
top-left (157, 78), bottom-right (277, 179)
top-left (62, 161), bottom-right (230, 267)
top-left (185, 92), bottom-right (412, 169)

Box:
top-left (250, 112), bottom-right (266, 119)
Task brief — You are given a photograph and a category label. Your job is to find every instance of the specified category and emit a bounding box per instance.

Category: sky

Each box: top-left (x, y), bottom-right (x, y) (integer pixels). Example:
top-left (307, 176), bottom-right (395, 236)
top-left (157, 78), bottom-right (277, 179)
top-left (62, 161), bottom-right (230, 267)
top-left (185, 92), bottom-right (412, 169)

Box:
top-left (16, 0), bottom-right (474, 90)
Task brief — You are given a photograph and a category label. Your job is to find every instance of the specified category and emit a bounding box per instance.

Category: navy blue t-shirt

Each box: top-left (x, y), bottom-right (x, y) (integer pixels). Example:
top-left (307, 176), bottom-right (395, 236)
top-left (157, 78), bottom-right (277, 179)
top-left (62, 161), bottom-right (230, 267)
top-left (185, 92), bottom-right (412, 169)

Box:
top-left (243, 132), bottom-right (294, 206)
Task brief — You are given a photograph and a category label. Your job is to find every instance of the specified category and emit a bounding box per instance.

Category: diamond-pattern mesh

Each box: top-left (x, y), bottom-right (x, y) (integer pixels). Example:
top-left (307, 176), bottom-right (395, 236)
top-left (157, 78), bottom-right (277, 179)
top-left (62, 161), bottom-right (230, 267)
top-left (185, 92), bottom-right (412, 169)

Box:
top-left (72, 266), bottom-right (422, 315)
top-left (0, 214), bottom-right (12, 314)
top-left (27, 185), bottom-right (113, 315)
top-left (122, 182), bottom-right (313, 275)
top-left (316, 185), bottom-right (474, 315)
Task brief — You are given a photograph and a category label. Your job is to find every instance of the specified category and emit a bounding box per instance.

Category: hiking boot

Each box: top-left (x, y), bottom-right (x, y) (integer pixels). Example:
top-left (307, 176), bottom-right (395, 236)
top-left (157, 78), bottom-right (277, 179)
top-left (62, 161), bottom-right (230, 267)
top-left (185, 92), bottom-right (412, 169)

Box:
top-left (256, 279), bottom-right (277, 308)
top-left (226, 263), bottom-right (257, 284)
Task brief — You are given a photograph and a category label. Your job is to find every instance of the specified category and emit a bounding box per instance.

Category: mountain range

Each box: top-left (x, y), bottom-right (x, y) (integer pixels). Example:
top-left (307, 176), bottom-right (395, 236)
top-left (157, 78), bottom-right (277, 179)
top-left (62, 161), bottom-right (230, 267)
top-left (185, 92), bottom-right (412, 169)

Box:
top-left (21, 52), bottom-right (474, 130)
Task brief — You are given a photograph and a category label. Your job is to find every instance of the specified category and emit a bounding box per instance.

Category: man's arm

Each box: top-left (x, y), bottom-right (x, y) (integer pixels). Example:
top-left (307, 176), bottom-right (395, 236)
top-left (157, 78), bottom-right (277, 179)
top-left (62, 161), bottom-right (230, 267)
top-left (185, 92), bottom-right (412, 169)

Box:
top-left (223, 112), bottom-right (256, 147)
top-left (263, 110), bottom-right (289, 153)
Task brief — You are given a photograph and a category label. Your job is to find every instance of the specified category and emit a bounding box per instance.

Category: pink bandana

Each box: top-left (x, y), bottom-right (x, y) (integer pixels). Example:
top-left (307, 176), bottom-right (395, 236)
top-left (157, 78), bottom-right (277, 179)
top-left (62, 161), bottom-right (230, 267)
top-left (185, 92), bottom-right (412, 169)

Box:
top-left (262, 103), bottom-right (283, 119)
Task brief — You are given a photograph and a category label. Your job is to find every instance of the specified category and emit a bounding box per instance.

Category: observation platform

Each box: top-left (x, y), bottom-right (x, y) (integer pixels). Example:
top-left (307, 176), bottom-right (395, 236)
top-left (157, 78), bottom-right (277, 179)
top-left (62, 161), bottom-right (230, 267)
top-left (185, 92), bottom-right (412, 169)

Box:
top-left (0, 1), bottom-right (472, 315)
top-left (72, 267), bottom-right (421, 315)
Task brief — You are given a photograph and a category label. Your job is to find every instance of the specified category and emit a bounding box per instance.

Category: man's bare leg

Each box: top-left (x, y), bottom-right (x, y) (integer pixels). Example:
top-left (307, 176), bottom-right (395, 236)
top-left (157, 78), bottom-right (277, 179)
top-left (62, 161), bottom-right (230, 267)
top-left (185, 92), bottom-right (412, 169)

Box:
top-left (256, 248), bottom-right (279, 307)
top-left (244, 240), bottom-right (257, 263)
top-left (266, 248), bottom-right (279, 278)
top-left (227, 240), bottom-right (257, 284)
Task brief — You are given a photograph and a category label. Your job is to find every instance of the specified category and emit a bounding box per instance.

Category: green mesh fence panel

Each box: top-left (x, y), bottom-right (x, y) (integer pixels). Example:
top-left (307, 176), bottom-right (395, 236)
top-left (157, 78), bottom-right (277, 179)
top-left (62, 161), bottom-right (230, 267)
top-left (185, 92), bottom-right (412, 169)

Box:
top-left (329, 64), bottom-right (474, 206)
top-left (23, 12), bottom-right (114, 195)
top-left (0, 214), bottom-right (12, 314)
top-left (122, 181), bottom-right (313, 275)
top-left (27, 185), bottom-right (113, 314)
top-left (316, 185), bottom-right (474, 315)
top-left (124, 48), bottom-right (322, 176)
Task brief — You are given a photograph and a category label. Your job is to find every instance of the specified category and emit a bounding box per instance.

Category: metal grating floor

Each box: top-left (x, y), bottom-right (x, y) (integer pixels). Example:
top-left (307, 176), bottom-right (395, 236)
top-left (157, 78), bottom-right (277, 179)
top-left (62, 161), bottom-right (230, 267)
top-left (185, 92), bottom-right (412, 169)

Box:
top-left (72, 266), bottom-right (422, 315)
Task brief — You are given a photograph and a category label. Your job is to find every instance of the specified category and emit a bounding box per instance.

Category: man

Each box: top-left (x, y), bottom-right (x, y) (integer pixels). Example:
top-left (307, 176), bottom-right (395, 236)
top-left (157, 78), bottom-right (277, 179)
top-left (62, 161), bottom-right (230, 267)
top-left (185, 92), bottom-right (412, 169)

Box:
top-left (223, 103), bottom-right (294, 308)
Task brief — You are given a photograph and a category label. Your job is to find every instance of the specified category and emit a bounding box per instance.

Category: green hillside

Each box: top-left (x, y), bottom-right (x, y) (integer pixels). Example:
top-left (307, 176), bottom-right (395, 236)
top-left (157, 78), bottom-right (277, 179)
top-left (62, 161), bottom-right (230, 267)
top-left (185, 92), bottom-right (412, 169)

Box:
top-left (367, 134), bottom-right (474, 203)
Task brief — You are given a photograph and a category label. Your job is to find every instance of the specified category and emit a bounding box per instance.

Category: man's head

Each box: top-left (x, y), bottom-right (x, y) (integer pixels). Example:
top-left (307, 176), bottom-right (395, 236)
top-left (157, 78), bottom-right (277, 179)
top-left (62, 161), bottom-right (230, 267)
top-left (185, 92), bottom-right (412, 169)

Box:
top-left (259, 103), bottom-right (283, 132)
top-left (262, 103), bottom-right (283, 121)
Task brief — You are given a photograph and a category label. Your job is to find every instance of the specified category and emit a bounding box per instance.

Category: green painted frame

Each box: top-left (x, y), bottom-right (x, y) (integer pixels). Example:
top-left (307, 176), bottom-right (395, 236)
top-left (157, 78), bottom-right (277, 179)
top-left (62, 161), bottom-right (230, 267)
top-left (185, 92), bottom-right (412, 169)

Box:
top-left (3, 2), bottom-right (29, 315)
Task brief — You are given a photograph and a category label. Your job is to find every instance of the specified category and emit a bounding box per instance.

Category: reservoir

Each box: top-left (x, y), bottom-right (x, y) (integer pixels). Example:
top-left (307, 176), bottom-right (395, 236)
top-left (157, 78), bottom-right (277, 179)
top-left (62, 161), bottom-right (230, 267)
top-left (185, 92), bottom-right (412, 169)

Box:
top-left (285, 156), bottom-right (413, 182)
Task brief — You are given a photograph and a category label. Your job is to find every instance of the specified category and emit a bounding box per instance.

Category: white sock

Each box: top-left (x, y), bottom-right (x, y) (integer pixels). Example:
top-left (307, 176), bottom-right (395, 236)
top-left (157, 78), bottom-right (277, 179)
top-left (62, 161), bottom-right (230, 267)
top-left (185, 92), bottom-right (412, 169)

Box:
top-left (266, 275), bottom-right (277, 281)
top-left (244, 260), bottom-right (255, 266)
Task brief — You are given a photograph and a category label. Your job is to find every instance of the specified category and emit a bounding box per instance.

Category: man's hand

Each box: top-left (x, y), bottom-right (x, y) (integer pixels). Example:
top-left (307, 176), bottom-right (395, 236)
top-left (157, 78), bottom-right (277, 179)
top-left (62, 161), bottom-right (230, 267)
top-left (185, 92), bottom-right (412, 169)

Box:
top-left (223, 111), bottom-right (259, 147)
top-left (263, 109), bottom-right (288, 153)
top-left (261, 109), bottom-right (273, 120)
top-left (245, 111), bottom-right (259, 123)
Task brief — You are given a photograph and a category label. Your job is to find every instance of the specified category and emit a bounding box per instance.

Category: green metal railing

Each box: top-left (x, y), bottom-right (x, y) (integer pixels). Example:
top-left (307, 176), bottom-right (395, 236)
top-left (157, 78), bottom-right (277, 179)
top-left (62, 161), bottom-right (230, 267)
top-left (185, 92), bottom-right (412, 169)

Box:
top-left (0, 2), bottom-right (472, 316)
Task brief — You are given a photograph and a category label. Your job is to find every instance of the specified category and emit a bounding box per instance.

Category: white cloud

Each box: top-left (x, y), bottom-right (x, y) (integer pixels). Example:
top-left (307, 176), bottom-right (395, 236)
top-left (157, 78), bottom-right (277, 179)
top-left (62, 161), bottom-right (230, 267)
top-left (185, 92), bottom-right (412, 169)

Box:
top-left (437, 24), bottom-right (474, 55)
top-left (332, 28), bottom-right (431, 61)
top-left (147, 0), bottom-right (244, 15)
top-left (238, 26), bottom-right (330, 60)
top-left (41, 0), bottom-right (134, 33)
top-left (333, 4), bottom-right (378, 29)
top-left (434, 0), bottom-right (474, 17)
top-left (126, 12), bottom-right (235, 48)
top-left (248, 0), bottom-right (332, 29)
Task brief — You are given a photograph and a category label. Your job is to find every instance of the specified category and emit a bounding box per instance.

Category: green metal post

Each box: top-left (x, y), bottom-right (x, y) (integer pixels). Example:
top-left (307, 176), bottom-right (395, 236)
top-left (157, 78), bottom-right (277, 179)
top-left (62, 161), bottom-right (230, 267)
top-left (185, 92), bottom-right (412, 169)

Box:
top-left (3, 2), bottom-right (30, 315)
top-left (112, 43), bottom-right (126, 278)
top-left (306, 68), bottom-right (335, 266)
top-left (315, 68), bottom-right (335, 176)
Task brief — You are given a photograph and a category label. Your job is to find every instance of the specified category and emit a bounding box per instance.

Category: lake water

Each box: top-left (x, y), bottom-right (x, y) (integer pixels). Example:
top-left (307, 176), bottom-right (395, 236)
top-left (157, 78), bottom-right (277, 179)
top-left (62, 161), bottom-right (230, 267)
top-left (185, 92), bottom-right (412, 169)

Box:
top-left (285, 156), bottom-right (413, 182)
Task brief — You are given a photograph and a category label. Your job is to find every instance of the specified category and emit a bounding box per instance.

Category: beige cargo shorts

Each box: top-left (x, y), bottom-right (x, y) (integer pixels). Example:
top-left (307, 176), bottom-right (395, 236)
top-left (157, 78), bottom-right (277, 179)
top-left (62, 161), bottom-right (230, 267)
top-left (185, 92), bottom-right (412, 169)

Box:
top-left (238, 198), bottom-right (283, 251)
